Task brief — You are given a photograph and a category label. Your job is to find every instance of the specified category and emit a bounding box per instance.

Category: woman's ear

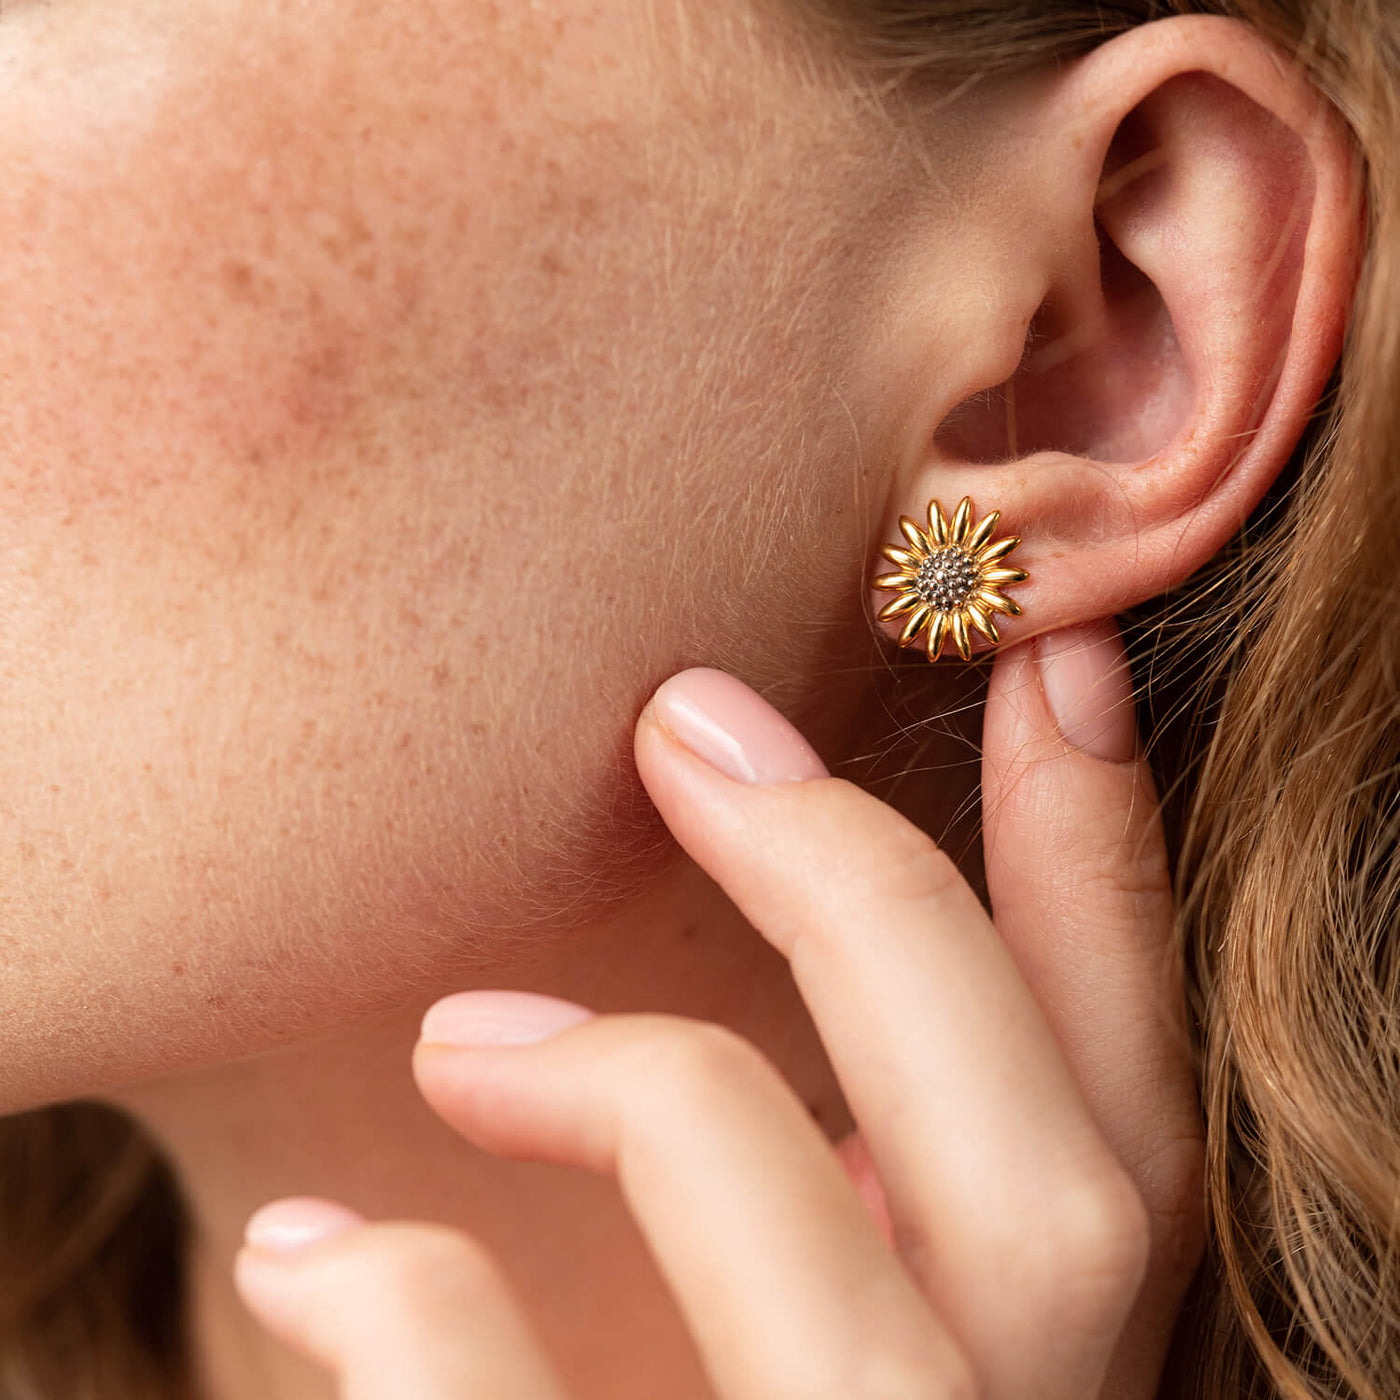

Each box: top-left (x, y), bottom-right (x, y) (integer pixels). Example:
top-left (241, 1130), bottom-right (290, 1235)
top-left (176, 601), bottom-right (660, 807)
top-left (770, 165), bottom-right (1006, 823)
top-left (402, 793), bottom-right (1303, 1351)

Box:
top-left (869, 13), bottom-right (1363, 651)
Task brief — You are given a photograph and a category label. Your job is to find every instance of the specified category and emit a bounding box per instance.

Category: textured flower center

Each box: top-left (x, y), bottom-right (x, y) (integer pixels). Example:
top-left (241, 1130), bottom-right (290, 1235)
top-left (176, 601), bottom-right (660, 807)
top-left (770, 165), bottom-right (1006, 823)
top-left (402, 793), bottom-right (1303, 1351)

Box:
top-left (913, 547), bottom-right (978, 610)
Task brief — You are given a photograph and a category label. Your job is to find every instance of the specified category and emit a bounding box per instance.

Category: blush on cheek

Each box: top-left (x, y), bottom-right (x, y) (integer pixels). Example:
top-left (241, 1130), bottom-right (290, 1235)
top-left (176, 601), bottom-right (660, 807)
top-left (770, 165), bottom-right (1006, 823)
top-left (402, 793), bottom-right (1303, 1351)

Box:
top-left (0, 14), bottom-right (435, 535)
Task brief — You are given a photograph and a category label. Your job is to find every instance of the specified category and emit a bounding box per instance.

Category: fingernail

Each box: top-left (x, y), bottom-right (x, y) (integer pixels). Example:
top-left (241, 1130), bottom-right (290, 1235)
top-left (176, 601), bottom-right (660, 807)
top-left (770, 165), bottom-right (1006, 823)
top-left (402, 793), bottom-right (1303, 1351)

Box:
top-left (1035, 620), bottom-right (1137, 763)
top-left (646, 667), bottom-right (829, 784)
top-left (419, 990), bottom-right (596, 1048)
top-left (243, 1198), bottom-right (364, 1253)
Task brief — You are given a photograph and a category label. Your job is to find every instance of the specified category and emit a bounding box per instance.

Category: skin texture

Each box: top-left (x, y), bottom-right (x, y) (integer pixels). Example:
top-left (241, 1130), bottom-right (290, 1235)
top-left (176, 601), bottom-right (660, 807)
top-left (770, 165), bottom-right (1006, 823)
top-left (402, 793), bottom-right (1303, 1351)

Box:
top-left (0, 0), bottom-right (897, 1105)
top-left (0, 0), bottom-right (1362, 1395)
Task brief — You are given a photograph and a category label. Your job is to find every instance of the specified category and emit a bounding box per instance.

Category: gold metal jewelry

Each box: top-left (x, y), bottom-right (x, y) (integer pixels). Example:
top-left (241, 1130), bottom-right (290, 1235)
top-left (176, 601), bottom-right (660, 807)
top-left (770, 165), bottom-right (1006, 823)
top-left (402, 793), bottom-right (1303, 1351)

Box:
top-left (872, 496), bottom-right (1028, 661)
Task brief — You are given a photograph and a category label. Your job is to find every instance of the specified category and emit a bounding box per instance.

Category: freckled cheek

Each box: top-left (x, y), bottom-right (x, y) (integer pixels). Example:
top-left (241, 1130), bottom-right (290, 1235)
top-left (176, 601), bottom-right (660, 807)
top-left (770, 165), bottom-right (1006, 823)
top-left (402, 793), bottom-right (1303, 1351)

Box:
top-left (9, 242), bottom-right (366, 533)
top-left (0, 140), bottom-right (442, 547)
top-left (0, 6), bottom-right (652, 560)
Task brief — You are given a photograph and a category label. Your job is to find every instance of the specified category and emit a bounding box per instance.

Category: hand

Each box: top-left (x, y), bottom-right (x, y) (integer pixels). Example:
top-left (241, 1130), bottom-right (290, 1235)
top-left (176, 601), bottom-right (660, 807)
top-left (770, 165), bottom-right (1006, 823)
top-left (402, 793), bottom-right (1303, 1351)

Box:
top-left (232, 618), bottom-right (1206, 1400)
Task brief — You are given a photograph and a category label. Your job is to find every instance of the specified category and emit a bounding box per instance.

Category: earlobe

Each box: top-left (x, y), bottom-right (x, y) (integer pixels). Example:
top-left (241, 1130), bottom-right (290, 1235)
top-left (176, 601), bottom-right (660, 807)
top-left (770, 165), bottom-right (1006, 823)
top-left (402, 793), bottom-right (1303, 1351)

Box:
top-left (875, 14), bottom-right (1363, 653)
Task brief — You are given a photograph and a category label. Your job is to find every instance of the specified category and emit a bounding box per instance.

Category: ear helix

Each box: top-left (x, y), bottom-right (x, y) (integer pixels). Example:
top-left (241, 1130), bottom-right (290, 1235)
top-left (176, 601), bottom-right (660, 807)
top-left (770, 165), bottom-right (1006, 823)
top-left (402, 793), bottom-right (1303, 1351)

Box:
top-left (871, 497), bottom-right (1028, 661)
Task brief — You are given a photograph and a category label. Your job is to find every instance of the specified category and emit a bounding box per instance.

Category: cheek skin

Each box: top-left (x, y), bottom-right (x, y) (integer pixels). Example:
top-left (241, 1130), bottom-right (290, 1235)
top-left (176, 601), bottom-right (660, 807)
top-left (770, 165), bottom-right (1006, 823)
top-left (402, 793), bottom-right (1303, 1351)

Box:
top-left (0, 1), bottom-right (615, 516)
top-left (0, 0), bottom-right (888, 1106)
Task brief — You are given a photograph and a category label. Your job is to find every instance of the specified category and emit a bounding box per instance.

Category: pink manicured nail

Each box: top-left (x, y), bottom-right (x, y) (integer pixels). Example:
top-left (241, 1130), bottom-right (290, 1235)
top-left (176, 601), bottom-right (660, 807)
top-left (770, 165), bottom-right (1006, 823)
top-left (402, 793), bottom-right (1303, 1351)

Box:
top-left (419, 990), bottom-right (596, 1047)
top-left (1035, 621), bottom-right (1137, 763)
top-left (647, 667), bottom-right (829, 784)
top-left (243, 1198), bottom-right (364, 1252)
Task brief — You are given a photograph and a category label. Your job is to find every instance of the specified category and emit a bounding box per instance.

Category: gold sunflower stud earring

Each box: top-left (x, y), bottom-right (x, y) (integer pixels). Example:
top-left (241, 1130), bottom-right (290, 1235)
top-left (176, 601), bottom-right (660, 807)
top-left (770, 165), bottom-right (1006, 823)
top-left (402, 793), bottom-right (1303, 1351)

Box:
top-left (872, 496), bottom-right (1029, 661)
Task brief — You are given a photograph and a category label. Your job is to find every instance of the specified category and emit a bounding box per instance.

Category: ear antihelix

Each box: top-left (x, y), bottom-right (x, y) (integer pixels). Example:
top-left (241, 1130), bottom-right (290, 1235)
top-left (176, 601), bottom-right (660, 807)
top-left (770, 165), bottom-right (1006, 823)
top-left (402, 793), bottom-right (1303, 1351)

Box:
top-left (872, 497), bottom-right (1028, 661)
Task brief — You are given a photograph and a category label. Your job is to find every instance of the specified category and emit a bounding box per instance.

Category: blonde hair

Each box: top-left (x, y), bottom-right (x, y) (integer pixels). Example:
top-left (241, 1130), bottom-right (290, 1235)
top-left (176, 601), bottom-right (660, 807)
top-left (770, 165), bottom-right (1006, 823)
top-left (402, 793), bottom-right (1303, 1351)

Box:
top-left (2, 3), bottom-right (1397, 1397)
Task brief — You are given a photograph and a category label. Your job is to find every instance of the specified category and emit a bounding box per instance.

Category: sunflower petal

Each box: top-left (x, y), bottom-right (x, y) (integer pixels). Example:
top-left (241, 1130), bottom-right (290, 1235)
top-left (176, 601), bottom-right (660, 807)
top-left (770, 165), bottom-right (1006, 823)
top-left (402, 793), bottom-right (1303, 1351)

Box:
top-left (878, 591), bottom-right (920, 620)
top-left (926, 612), bottom-right (948, 661)
top-left (950, 497), bottom-right (973, 545)
top-left (965, 601), bottom-right (999, 645)
top-left (976, 535), bottom-right (1021, 564)
top-left (964, 509), bottom-right (1000, 553)
top-left (873, 572), bottom-right (912, 591)
top-left (899, 516), bottom-right (930, 552)
top-left (951, 610), bottom-right (972, 660)
top-left (981, 567), bottom-right (1028, 585)
top-left (879, 544), bottom-right (921, 570)
top-left (927, 499), bottom-right (950, 545)
top-left (979, 589), bottom-right (1023, 617)
top-left (899, 603), bottom-right (932, 646)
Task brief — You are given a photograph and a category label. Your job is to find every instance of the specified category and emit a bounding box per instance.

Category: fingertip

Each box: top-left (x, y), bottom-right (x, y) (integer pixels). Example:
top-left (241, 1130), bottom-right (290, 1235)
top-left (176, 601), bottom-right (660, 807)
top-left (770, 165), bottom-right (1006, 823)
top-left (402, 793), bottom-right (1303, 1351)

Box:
top-left (637, 667), bottom-right (828, 786)
top-left (233, 1238), bottom-right (324, 1350)
top-left (1034, 620), bottom-right (1139, 764)
top-left (418, 990), bottom-right (596, 1049)
top-left (986, 622), bottom-right (1140, 769)
top-left (233, 1203), bottom-right (366, 1340)
top-left (243, 1197), bottom-right (366, 1254)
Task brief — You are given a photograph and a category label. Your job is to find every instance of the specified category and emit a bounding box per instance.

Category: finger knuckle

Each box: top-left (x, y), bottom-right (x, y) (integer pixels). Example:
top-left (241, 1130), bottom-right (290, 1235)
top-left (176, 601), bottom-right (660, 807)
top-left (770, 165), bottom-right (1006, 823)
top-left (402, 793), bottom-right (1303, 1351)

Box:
top-left (626, 1017), bottom-right (771, 1101)
top-left (1133, 1130), bottom-right (1208, 1281)
top-left (871, 824), bottom-right (965, 907)
top-left (356, 1223), bottom-right (508, 1314)
top-left (1075, 823), bottom-right (1173, 911)
top-left (1019, 1166), bottom-right (1152, 1329)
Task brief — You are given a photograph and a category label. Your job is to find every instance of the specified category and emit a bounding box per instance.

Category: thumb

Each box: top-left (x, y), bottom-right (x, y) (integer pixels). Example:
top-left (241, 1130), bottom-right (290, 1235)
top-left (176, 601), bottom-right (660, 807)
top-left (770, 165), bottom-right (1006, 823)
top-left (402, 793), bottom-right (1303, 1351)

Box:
top-left (980, 618), bottom-right (1205, 1399)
